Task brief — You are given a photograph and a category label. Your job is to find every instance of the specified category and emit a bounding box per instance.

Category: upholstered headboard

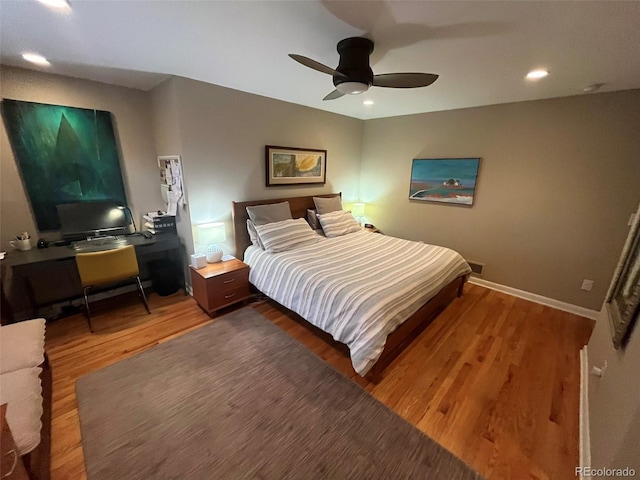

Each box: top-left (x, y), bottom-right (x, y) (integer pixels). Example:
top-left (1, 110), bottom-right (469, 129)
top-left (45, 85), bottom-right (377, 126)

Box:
top-left (231, 193), bottom-right (341, 260)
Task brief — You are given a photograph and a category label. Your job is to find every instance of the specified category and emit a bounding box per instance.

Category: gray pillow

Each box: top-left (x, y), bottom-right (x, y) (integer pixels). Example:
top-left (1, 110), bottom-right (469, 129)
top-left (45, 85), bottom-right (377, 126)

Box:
top-left (246, 219), bottom-right (264, 249)
top-left (313, 196), bottom-right (342, 215)
top-left (246, 201), bottom-right (292, 225)
top-left (307, 209), bottom-right (321, 230)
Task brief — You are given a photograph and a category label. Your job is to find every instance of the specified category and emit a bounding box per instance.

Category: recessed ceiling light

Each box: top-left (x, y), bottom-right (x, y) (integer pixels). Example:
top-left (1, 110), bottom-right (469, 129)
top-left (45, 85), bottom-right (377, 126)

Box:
top-left (37, 0), bottom-right (70, 9)
top-left (363, 100), bottom-right (374, 106)
top-left (526, 69), bottom-right (549, 80)
top-left (22, 53), bottom-right (50, 66)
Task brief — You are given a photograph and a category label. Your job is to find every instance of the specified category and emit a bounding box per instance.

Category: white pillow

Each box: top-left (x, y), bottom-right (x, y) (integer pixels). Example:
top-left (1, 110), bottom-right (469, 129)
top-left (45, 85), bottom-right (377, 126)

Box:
top-left (317, 210), bottom-right (361, 238)
top-left (0, 319), bottom-right (46, 375)
top-left (246, 219), bottom-right (264, 249)
top-left (255, 218), bottom-right (320, 253)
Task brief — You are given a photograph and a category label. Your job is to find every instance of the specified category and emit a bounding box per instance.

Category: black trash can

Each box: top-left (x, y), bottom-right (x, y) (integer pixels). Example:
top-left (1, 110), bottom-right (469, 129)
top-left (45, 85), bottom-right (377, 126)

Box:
top-left (148, 260), bottom-right (181, 296)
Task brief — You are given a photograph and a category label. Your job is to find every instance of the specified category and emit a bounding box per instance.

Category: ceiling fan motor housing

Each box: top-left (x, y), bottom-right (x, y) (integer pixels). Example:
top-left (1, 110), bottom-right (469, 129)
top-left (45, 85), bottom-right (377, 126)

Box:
top-left (333, 37), bottom-right (374, 88)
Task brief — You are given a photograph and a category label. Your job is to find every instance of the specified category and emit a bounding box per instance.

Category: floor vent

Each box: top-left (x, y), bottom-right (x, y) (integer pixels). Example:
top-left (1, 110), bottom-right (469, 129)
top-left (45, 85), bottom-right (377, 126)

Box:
top-left (467, 261), bottom-right (484, 277)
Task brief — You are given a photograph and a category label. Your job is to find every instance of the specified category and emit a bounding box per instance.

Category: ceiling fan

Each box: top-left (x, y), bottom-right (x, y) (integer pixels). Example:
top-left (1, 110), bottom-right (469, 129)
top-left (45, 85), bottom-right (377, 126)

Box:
top-left (289, 37), bottom-right (439, 101)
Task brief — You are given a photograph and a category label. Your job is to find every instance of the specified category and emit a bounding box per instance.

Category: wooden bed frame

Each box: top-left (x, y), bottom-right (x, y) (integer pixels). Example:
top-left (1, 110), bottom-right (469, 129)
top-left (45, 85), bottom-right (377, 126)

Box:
top-left (232, 193), bottom-right (467, 383)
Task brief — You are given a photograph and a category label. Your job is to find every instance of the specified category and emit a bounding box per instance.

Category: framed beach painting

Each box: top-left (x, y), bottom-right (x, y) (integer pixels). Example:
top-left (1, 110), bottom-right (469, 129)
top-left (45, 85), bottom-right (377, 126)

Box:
top-left (409, 158), bottom-right (481, 206)
top-left (265, 145), bottom-right (326, 186)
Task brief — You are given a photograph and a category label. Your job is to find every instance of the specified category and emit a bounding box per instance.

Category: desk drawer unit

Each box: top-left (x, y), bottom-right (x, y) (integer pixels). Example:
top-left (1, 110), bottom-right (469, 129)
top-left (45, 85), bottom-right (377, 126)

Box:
top-left (190, 259), bottom-right (250, 317)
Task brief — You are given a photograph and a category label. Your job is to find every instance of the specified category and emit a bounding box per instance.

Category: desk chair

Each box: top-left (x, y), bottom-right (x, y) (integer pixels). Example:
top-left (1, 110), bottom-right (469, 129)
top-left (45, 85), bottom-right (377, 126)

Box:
top-left (75, 245), bottom-right (150, 332)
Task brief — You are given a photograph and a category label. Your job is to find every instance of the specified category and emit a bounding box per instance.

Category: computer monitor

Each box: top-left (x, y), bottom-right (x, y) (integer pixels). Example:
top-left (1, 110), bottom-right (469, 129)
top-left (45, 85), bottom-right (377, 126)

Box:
top-left (56, 201), bottom-right (133, 241)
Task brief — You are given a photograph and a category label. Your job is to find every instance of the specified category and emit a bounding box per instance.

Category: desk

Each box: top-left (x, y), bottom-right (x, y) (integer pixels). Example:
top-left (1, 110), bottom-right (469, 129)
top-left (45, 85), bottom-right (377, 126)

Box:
top-left (1, 234), bottom-right (182, 322)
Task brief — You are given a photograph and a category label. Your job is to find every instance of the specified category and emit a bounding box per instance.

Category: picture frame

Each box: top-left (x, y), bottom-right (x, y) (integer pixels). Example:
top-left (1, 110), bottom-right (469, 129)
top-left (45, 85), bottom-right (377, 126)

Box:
top-left (605, 206), bottom-right (640, 349)
top-left (265, 145), bottom-right (327, 186)
top-left (409, 158), bottom-right (481, 206)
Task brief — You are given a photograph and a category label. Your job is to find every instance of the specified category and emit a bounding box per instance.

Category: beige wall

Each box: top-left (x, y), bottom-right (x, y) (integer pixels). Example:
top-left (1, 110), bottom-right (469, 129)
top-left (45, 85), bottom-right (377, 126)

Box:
top-left (360, 90), bottom-right (640, 310)
top-left (3, 65), bottom-right (638, 311)
top-left (148, 77), bottom-right (193, 284)
top-left (150, 76), bottom-right (364, 261)
top-left (588, 202), bottom-right (640, 474)
top-left (588, 307), bottom-right (640, 474)
top-left (1, 68), bottom-right (363, 289)
top-left (0, 66), bottom-right (162, 248)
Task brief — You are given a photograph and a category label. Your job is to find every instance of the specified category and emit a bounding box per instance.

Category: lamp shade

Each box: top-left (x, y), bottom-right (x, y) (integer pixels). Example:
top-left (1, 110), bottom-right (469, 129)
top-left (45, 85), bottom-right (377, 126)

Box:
top-left (352, 203), bottom-right (365, 217)
top-left (198, 222), bottom-right (226, 245)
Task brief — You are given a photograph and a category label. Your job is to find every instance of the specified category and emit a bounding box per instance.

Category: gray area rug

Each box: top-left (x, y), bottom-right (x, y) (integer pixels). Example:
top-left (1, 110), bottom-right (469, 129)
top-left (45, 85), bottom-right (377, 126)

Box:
top-left (77, 307), bottom-right (482, 480)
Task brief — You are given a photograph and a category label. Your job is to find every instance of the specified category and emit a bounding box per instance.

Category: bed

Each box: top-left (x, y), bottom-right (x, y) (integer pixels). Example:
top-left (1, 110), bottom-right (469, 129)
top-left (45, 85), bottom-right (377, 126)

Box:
top-left (232, 193), bottom-right (470, 381)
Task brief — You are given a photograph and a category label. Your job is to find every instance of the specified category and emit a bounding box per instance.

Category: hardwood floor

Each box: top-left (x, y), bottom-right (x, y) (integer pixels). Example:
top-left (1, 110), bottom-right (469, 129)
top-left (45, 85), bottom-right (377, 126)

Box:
top-left (44, 284), bottom-right (593, 480)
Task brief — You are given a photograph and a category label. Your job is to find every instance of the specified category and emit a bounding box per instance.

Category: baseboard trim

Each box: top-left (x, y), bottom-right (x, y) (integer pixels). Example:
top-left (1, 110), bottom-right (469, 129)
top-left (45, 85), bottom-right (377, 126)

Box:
top-left (468, 277), bottom-right (599, 319)
top-left (579, 347), bottom-right (591, 476)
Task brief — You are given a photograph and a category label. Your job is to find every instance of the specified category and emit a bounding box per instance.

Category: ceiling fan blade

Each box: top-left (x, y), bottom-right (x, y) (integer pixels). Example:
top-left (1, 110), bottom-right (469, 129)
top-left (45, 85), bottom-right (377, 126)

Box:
top-left (289, 54), bottom-right (347, 78)
top-left (372, 73), bottom-right (439, 88)
top-left (323, 89), bottom-right (346, 101)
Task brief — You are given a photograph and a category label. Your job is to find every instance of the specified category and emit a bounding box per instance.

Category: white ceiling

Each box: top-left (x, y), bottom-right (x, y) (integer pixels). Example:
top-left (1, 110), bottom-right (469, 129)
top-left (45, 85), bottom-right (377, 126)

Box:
top-left (1, 1), bottom-right (639, 120)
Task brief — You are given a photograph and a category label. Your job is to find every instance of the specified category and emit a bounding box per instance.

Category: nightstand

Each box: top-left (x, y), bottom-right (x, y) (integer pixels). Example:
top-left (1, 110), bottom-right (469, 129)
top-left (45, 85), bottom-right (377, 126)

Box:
top-left (190, 258), bottom-right (251, 317)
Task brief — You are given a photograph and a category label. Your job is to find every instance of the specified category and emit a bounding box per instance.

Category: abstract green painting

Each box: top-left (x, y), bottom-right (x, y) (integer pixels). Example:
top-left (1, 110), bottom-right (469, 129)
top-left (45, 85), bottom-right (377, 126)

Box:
top-left (1, 99), bottom-right (126, 231)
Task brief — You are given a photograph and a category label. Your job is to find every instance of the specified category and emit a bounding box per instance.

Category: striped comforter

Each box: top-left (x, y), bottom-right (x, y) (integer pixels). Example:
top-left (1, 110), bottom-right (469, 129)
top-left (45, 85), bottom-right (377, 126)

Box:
top-left (244, 230), bottom-right (471, 376)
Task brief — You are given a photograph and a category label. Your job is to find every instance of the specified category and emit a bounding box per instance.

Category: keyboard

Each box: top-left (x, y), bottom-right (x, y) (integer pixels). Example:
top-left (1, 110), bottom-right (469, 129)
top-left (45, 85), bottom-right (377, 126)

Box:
top-left (72, 235), bottom-right (128, 252)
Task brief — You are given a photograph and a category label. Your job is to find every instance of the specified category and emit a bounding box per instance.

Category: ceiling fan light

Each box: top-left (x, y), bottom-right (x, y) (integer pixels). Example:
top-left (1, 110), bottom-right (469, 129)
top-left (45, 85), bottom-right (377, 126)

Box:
top-left (37, 0), bottom-right (71, 9)
top-left (336, 82), bottom-right (369, 95)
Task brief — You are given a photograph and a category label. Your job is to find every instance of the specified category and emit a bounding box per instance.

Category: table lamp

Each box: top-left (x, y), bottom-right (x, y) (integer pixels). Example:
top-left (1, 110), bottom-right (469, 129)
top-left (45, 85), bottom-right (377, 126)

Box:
top-left (198, 222), bottom-right (226, 263)
top-left (352, 203), bottom-right (365, 225)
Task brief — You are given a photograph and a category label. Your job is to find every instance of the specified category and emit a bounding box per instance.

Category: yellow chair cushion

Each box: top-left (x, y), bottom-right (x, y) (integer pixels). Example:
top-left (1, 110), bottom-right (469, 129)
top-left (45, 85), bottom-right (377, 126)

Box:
top-left (75, 245), bottom-right (140, 288)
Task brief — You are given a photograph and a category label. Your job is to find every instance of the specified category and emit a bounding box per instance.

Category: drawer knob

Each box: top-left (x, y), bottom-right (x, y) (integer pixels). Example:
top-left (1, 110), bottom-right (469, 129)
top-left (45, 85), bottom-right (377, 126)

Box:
top-left (224, 293), bottom-right (236, 299)
top-left (223, 278), bottom-right (235, 284)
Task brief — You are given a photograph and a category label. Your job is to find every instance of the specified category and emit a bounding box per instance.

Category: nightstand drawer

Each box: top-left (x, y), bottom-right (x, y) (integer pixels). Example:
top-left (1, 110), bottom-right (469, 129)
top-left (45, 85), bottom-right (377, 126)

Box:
top-left (205, 268), bottom-right (249, 294)
top-left (206, 283), bottom-right (251, 310)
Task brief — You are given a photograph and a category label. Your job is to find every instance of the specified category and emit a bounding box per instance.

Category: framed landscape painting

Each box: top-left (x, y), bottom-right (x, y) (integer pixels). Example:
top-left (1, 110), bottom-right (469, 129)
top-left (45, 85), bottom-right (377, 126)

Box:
top-left (409, 158), bottom-right (481, 206)
top-left (265, 145), bottom-right (326, 186)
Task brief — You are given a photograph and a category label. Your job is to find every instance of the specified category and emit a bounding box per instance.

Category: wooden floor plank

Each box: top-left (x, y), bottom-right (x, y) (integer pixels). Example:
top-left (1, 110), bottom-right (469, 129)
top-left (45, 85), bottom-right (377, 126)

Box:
top-left (43, 283), bottom-right (593, 480)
